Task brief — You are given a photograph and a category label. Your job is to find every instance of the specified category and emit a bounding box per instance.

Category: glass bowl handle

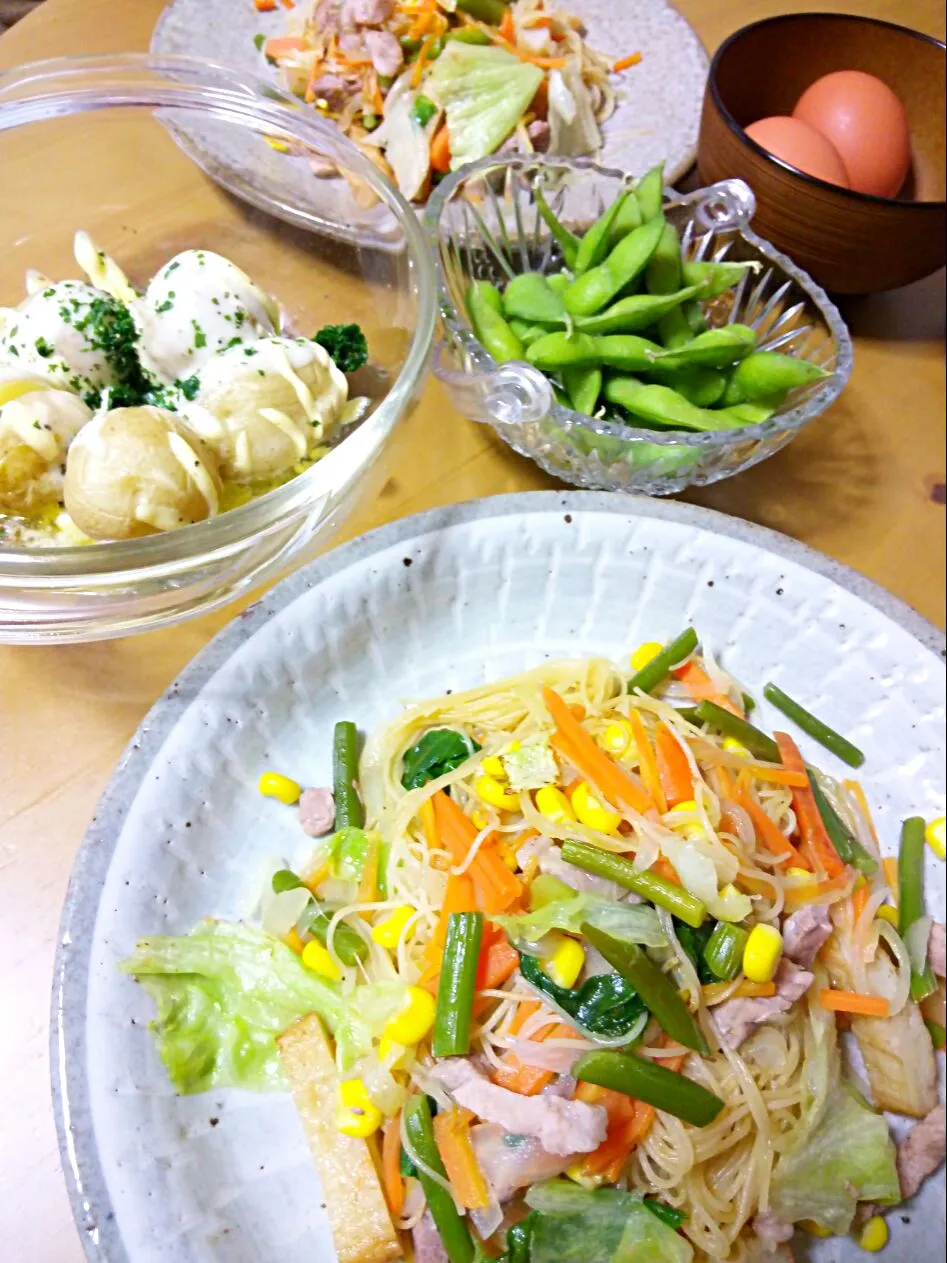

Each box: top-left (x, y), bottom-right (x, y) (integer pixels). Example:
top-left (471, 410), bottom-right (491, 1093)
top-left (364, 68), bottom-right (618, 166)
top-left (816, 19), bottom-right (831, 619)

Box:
top-left (692, 179), bottom-right (756, 232)
top-left (433, 344), bottom-right (553, 426)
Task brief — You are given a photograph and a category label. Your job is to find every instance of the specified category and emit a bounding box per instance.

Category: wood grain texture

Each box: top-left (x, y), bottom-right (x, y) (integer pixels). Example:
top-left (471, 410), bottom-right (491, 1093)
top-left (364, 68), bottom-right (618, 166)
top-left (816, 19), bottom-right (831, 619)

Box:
top-left (0, 2), bottom-right (944, 1261)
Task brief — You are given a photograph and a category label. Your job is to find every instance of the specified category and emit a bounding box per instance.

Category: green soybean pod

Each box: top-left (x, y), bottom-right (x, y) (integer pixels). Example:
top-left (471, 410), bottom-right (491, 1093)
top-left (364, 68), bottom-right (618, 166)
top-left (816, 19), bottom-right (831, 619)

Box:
top-left (502, 272), bottom-right (567, 325)
top-left (507, 318), bottom-right (552, 348)
top-left (654, 323), bottom-right (757, 369)
top-left (466, 280), bottom-right (525, 364)
top-left (646, 365), bottom-right (727, 407)
top-left (681, 259), bottom-right (758, 298)
top-left (607, 192), bottom-right (643, 248)
top-left (535, 188), bottom-right (580, 270)
top-left (646, 221), bottom-right (683, 295)
top-left (721, 351), bottom-right (830, 405)
top-left (546, 272), bottom-right (572, 294)
top-left (564, 215), bottom-right (666, 317)
top-left (573, 189), bottom-right (633, 275)
top-left (604, 377), bottom-right (753, 433)
top-left (562, 365), bottom-right (602, 415)
top-left (575, 285), bottom-right (702, 336)
top-left (633, 162), bottom-right (665, 221)
top-left (526, 330), bottom-right (661, 372)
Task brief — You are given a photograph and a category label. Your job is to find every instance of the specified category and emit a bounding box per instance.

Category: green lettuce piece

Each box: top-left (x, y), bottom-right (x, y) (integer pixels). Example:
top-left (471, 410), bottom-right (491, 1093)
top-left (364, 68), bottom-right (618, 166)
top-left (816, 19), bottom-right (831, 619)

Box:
top-left (771, 1084), bottom-right (900, 1234)
top-left (524, 1183), bottom-right (693, 1263)
top-left (494, 894), bottom-right (666, 950)
top-left (121, 921), bottom-right (404, 1092)
top-left (328, 826), bottom-right (378, 879)
top-left (427, 43), bottom-right (543, 170)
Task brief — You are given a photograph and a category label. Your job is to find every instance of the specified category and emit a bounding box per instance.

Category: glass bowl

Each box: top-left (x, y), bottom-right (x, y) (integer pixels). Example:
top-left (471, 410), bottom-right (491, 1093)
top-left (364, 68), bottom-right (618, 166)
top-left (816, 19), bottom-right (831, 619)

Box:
top-left (425, 155), bottom-right (852, 495)
top-left (0, 55), bottom-right (436, 644)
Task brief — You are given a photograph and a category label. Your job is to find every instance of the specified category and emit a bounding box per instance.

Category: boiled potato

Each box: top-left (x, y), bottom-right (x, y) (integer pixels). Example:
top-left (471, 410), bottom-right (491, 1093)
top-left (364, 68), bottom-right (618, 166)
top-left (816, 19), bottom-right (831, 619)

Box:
top-left (0, 388), bottom-right (92, 514)
top-left (63, 405), bottom-right (221, 540)
top-left (184, 336), bottom-right (348, 482)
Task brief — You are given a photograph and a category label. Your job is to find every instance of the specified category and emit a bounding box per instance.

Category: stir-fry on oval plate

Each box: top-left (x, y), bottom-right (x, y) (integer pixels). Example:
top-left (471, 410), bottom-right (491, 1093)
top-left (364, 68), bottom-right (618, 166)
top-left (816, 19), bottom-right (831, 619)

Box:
top-left (55, 493), bottom-right (945, 1262)
top-left (151, 0), bottom-right (708, 244)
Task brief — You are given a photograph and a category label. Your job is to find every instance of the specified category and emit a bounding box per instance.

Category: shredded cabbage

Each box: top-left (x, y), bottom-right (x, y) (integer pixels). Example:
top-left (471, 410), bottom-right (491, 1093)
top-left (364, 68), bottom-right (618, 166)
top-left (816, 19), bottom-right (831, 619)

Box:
top-left (525, 1182), bottom-right (694, 1262)
top-left (547, 62), bottom-right (602, 158)
top-left (502, 734), bottom-right (559, 791)
top-left (494, 894), bottom-right (667, 950)
top-left (427, 43), bottom-right (543, 169)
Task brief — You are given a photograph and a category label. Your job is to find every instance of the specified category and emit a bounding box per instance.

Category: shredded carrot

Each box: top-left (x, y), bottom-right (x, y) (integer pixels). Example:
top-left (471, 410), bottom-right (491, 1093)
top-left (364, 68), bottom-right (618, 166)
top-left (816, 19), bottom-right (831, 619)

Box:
top-left (254, 0), bottom-right (277, 10)
top-left (627, 709), bottom-right (666, 814)
top-left (775, 733), bottom-right (845, 879)
top-left (432, 791), bottom-right (523, 912)
top-left (655, 722), bottom-right (693, 807)
top-left (412, 32), bottom-right (437, 87)
top-left (433, 1107), bottom-right (491, 1209)
top-left (302, 861), bottom-right (330, 893)
top-left (498, 8), bottom-right (515, 42)
top-left (851, 880), bottom-right (870, 924)
top-left (476, 937), bottom-right (520, 991)
top-left (715, 763), bottom-right (737, 801)
top-left (702, 980), bottom-right (777, 1005)
top-left (575, 1083), bottom-right (636, 1178)
top-left (523, 14), bottom-right (556, 30)
top-left (529, 75), bottom-right (549, 120)
top-left (612, 52), bottom-right (642, 73)
top-left (429, 120), bottom-right (452, 174)
top-left (674, 661), bottom-right (743, 715)
top-left (492, 1006), bottom-right (573, 1095)
top-left (382, 1116), bottom-right (405, 1218)
top-left (651, 856), bottom-right (681, 885)
top-left (265, 36), bottom-right (307, 58)
top-left (279, 0), bottom-right (295, 8)
top-left (744, 764), bottom-right (810, 788)
top-left (544, 688), bottom-right (653, 816)
top-left (733, 786), bottom-right (809, 868)
top-left (819, 988), bottom-right (890, 1018)
top-left (282, 927), bottom-right (304, 954)
top-left (784, 869), bottom-right (854, 905)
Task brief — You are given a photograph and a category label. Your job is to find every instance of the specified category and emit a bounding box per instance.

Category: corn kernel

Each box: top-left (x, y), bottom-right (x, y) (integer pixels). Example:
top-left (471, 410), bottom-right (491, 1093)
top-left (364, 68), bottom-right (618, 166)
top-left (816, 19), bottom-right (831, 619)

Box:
top-left (875, 904), bottom-right (899, 925)
top-left (858, 1215), bottom-right (889, 1252)
top-left (535, 785), bottom-right (576, 823)
top-left (722, 737), bottom-right (749, 757)
top-left (382, 985), bottom-right (436, 1046)
top-left (371, 905), bottom-right (416, 950)
top-left (572, 781), bottom-right (621, 834)
top-left (742, 923), bottom-right (783, 983)
top-left (471, 808), bottom-right (490, 829)
top-left (475, 774), bottom-right (519, 811)
top-left (800, 1220), bottom-right (832, 1237)
top-left (597, 720), bottom-right (635, 757)
top-left (481, 754), bottom-right (508, 780)
top-left (925, 816), bottom-right (946, 861)
top-left (787, 866), bottom-right (816, 883)
top-left (337, 1078), bottom-right (382, 1138)
top-left (301, 938), bottom-right (342, 981)
top-left (630, 641), bottom-right (663, 672)
top-left (544, 935), bottom-right (586, 989)
top-left (377, 1033), bottom-right (406, 1065)
top-left (258, 770), bottom-right (302, 804)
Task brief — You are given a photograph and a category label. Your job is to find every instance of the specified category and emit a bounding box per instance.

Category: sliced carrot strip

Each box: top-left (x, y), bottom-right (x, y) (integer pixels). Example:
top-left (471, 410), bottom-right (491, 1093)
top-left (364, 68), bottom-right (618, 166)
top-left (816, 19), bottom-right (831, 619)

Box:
top-left (733, 787), bottom-right (809, 869)
top-left (544, 687), bottom-right (653, 815)
top-left (476, 937), bottom-right (520, 991)
top-left (819, 988), bottom-right (890, 1017)
top-left (433, 1107), bottom-right (490, 1209)
top-left (627, 709), bottom-right (666, 814)
top-left (612, 52), bottom-right (642, 72)
top-left (382, 1116), bottom-right (405, 1218)
top-left (430, 121), bottom-right (451, 174)
top-left (702, 980), bottom-right (777, 1005)
top-left (775, 733), bottom-right (845, 879)
top-left (851, 881), bottom-right (870, 924)
top-left (744, 765), bottom-right (810, 788)
top-left (655, 722), bottom-right (693, 808)
top-left (674, 661), bottom-right (743, 715)
top-left (432, 791), bottom-right (523, 912)
top-left (265, 36), bottom-right (307, 58)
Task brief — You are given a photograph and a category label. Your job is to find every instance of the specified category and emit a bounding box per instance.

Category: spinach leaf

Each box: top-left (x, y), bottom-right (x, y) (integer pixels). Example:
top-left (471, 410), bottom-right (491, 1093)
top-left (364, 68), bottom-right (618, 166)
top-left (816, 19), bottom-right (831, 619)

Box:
top-left (400, 728), bottom-right (481, 791)
top-left (519, 953), bottom-right (647, 1040)
top-left (674, 918), bottom-right (716, 985)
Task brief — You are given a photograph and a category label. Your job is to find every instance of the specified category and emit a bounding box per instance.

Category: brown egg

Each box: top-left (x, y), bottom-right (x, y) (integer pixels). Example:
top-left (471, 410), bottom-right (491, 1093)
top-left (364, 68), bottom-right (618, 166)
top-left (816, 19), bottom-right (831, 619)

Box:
top-left (793, 70), bottom-right (911, 198)
top-left (744, 116), bottom-right (851, 188)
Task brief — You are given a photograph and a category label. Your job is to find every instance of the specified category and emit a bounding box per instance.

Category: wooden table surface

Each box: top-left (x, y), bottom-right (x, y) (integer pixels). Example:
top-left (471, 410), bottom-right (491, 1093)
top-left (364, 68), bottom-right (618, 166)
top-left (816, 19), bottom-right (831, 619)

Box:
top-left (0, 0), bottom-right (944, 1258)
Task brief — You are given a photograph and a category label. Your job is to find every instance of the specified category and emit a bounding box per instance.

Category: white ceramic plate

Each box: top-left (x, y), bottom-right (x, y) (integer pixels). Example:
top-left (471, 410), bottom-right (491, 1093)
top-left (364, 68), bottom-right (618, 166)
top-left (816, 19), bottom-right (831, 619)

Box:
top-left (150, 0), bottom-right (708, 246)
top-left (53, 492), bottom-right (946, 1263)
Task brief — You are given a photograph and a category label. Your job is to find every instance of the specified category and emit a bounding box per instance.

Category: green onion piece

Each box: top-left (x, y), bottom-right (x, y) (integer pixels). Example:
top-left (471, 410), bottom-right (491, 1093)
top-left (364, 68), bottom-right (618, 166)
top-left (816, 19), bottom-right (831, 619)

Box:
top-left (762, 683), bottom-right (865, 768)
top-left (702, 921), bottom-right (749, 981)
top-left (573, 1050), bottom-right (725, 1127)
top-left (333, 720), bottom-right (364, 829)
top-left (300, 903), bottom-right (368, 966)
top-left (433, 911), bottom-right (483, 1057)
top-left (561, 839), bottom-right (706, 928)
top-left (627, 628), bottom-right (699, 695)
top-left (808, 774), bottom-right (877, 875)
top-left (692, 702), bottom-right (780, 762)
top-left (582, 923), bottom-right (709, 1053)
top-left (411, 94), bottom-right (438, 128)
top-left (271, 868), bottom-right (303, 893)
top-left (403, 1096), bottom-right (475, 1263)
top-left (898, 816), bottom-right (937, 1001)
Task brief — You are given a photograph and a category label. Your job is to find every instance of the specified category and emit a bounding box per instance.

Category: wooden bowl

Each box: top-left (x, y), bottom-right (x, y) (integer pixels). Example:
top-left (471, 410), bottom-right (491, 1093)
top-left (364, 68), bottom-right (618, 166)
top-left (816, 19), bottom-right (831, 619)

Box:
top-left (698, 13), bottom-right (946, 294)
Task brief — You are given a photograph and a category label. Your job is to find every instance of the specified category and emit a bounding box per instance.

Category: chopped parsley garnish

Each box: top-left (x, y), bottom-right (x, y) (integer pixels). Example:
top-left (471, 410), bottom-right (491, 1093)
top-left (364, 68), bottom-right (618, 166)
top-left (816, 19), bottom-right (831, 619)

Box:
top-left (73, 295), bottom-right (155, 408)
top-left (313, 323), bottom-right (368, 374)
top-left (155, 299), bottom-right (174, 314)
top-left (191, 319), bottom-right (207, 349)
top-left (176, 375), bottom-right (200, 401)
top-left (253, 33), bottom-right (266, 51)
top-left (164, 261), bottom-right (180, 276)
top-left (34, 336), bottom-right (55, 358)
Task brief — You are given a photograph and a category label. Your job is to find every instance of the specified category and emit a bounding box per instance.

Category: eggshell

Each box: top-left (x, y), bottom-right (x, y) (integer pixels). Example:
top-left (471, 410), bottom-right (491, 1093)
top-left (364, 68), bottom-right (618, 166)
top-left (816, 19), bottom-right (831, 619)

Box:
top-left (793, 70), bottom-right (911, 198)
top-left (744, 116), bottom-right (851, 188)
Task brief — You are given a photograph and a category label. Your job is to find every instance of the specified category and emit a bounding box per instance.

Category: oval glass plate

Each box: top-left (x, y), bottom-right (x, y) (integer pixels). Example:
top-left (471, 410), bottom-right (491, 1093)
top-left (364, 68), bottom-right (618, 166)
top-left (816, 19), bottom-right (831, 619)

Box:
top-left (150, 0), bottom-right (708, 246)
top-left (54, 492), bottom-right (945, 1262)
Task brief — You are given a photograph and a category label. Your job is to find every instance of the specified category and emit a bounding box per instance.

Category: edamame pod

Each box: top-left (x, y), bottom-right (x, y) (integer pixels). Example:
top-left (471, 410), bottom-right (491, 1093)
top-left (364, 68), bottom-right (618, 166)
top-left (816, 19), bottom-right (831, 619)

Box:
top-left (721, 350), bottom-right (830, 405)
top-left (526, 331), bottom-right (663, 372)
top-left (535, 188), bottom-right (580, 270)
top-left (646, 365), bottom-right (727, 407)
top-left (575, 285), bottom-right (702, 335)
top-left (681, 259), bottom-right (758, 298)
top-left (605, 377), bottom-right (768, 432)
top-left (573, 189), bottom-right (633, 275)
top-left (466, 280), bottom-right (525, 363)
top-left (562, 365), bottom-right (602, 415)
top-left (607, 192), bottom-right (643, 247)
top-left (546, 272), bottom-right (572, 295)
top-left (654, 323), bottom-right (757, 369)
top-left (508, 318), bottom-right (553, 348)
top-left (502, 272), bottom-right (567, 325)
top-left (633, 162), bottom-right (665, 221)
top-left (564, 215), bottom-right (666, 317)
top-left (646, 221), bottom-right (684, 295)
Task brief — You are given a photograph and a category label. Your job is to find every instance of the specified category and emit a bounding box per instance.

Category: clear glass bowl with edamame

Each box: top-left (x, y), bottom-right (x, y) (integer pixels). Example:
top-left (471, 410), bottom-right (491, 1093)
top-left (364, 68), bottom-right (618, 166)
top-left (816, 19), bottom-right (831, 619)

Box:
top-left (425, 155), bottom-right (852, 495)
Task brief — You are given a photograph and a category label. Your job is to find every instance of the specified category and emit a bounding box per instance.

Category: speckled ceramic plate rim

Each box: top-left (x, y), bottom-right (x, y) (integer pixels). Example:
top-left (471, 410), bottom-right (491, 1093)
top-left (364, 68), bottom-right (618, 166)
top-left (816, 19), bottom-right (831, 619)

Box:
top-left (51, 490), bottom-right (946, 1262)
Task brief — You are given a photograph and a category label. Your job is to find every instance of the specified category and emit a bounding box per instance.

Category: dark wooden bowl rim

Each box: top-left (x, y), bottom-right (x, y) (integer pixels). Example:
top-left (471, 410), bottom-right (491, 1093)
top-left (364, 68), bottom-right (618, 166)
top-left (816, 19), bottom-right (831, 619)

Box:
top-left (708, 11), bottom-right (947, 211)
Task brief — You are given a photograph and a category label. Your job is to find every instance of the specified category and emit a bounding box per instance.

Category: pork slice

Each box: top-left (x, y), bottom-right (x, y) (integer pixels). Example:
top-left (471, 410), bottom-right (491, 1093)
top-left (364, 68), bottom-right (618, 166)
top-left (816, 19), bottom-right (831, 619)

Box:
top-left (412, 1211), bottom-right (449, 1263)
top-left (342, 0), bottom-right (392, 26)
top-left (752, 1212), bottom-right (794, 1248)
top-left (298, 787), bottom-right (335, 837)
top-left (448, 1075), bottom-right (607, 1155)
top-left (338, 31), bottom-right (365, 58)
top-left (310, 72), bottom-right (360, 111)
top-left (897, 1104), bottom-right (946, 1201)
top-left (363, 30), bottom-right (403, 79)
top-left (429, 1057), bottom-right (483, 1094)
top-left (713, 960), bottom-right (813, 1050)
top-left (782, 904), bottom-right (832, 968)
top-left (929, 921), bottom-right (945, 978)
top-left (517, 836), bottom-right (625, 901)
top-left (471, 1123), bottom-right (573, 1203)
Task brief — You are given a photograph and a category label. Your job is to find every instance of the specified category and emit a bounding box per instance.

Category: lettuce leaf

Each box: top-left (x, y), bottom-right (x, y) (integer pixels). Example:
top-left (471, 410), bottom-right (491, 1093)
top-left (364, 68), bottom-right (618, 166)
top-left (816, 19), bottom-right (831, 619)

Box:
top-left (494, 894), bottom-right (666, 950)
top-left (121, 920), bottom-right (404, 1091)
top-left (524, 1183), bottom-right (693, 1263)
top-left (771, 1084), bottom-right (900, 1234)
top-left (427, 43), bottom-right (542, 169)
